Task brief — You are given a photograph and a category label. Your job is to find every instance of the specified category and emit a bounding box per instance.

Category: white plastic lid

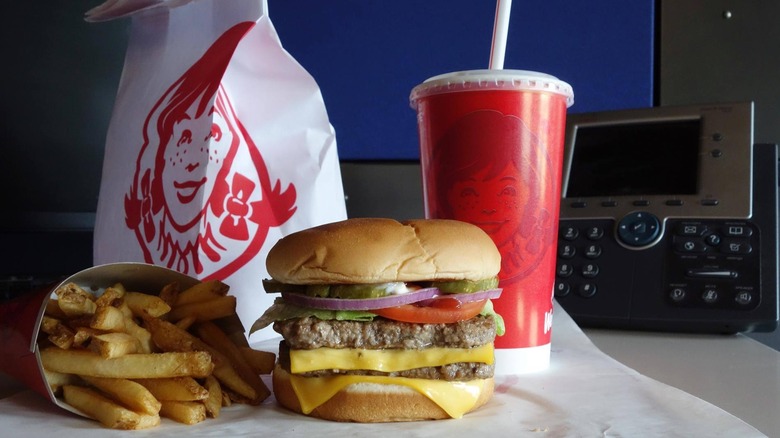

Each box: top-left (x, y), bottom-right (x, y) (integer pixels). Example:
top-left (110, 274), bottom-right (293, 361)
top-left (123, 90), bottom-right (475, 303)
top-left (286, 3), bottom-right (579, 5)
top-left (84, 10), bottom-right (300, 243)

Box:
top-left (410, 69), bottom-right (574, 109)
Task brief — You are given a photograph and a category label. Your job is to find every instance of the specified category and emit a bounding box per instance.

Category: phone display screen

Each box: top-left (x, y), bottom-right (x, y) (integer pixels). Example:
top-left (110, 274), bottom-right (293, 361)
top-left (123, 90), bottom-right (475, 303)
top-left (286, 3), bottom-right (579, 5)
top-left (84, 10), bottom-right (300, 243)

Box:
top-left (566, 119), bottom-right (701, 198)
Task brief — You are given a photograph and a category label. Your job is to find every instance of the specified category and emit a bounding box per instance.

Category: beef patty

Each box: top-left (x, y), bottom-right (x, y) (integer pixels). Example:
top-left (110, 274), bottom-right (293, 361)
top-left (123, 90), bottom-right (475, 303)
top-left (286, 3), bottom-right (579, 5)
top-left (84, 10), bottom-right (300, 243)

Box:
top-left (274, 315), bottom-right (497, 381)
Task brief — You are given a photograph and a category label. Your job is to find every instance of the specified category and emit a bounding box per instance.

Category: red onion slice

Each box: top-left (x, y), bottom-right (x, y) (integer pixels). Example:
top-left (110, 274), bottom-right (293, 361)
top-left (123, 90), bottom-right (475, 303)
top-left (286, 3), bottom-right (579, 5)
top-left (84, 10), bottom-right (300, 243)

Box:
top-left (280, 287), bottom-right (441, 311)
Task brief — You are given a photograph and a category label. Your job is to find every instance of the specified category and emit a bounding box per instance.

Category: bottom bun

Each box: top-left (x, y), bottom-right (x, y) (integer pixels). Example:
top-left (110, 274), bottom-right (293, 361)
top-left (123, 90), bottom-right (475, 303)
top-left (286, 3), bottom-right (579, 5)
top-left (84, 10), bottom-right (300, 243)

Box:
top-left (272, 364), bottom-right (495, 422)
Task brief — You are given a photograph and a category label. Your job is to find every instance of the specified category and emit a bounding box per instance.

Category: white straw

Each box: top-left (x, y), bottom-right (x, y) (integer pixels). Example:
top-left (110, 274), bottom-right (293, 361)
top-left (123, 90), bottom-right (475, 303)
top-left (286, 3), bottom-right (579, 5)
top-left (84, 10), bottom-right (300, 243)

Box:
top-left (489, 0), bottom-right (512, 69)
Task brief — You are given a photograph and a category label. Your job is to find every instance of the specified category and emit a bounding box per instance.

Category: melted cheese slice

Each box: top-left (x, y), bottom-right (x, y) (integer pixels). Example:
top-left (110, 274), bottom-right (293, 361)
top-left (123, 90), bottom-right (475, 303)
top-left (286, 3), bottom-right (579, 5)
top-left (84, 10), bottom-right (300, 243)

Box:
top-left (290, 373), bottom-right (488, 419)
top-left (289, 344), bottom-right (494, 374)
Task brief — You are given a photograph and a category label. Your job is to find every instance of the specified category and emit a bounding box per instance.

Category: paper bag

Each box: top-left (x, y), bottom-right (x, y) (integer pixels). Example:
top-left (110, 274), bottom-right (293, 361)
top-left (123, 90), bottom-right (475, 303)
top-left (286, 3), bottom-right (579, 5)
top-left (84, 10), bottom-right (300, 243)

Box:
top-left (88, 0), bottom-right (347, 341)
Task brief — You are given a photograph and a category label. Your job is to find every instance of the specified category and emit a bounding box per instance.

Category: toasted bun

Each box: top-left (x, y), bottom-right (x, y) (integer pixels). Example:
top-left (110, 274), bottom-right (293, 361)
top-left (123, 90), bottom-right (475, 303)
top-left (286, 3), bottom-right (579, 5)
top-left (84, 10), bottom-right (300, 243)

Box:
top-left (272, 365), bottom-right (494, 422)
top-left (267, 218), bottom-right (501, 284)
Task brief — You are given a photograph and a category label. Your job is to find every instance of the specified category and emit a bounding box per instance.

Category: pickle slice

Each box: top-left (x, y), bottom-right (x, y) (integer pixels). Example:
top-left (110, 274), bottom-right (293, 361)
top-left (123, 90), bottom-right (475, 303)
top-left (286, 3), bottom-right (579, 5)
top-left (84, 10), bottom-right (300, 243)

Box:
top-left (264, 277), bottom-right (499, 298)
top-left (308, 283), bottom-right (403, 299)
top-left (433, 277), bottom-right (499, 294)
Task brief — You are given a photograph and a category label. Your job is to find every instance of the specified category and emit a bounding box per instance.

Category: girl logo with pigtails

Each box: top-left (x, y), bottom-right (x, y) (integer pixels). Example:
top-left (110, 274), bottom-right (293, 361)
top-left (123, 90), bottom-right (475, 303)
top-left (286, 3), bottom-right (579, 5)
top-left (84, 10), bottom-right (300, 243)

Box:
top-left (124, 22), bottom-right (297, 280)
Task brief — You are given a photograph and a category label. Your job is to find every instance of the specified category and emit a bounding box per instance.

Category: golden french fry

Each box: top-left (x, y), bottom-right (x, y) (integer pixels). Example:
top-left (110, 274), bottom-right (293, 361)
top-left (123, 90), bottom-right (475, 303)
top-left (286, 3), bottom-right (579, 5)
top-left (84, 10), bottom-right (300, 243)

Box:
top-left (56, 283), bottom-right (97, 317)
top-left (40, 315), bottom-right (61, 334)
top-left (48, 329), bottom-right (76, 350)
top-left (174, 315), bottom-right (197, 331)
top-left (91, 306), bottom-right (126, 331)
top-left (63, 314), bottom-right (94, 331)
top-left (196, 322), bottom-right (270, 403)
top-left (215, 313), bottom-right (249, 347)
top-left (44, 299), bottom-right (68, 319)
top-left (41, 347), bottom-right (213, 379)
top-left (73, 326), bottom-right (105, 347)
top-left (202, 375), bottom-right (222, 418)
top-left (143, 314), bottom-right (202, 352)
top-left (240, 347), bottom-right (276, 375)
top-left (124, 291), bottom-right (171, 318)
top-left (41, 277), bottom-right (263, 430)
top-left (90, 306), bottom-right (152, 353)
top-left (143, 316), bottom-right (258, 401)
top-left (41, 316), bottom-right (76, 350)
top-left (211, 363), bottom-right (257, 402)
top-left (81, 376), bottom-right (161, 416)
top-left (158, 282), bottom-right (180, 307)
top-left (95, 285), bottom-right (125, 309)
top-left (88, 332), bottom-right (141, 359)
top-left (159, 400), bottom-right (206, 425)
top-left (174, 280), bottom-right (229, 307)
top-left (122, 315), bottom-right (153, 353)
top-left (43, 369), bottom-right (78, 394)
top-left (167, 296), bottom-right (237, 323)
top-left (221, 390), bottom-right (232, 407)
top-left (135, 377), bottom-right (208, 401)
top-left (63, 385), bottom-right (160, 430)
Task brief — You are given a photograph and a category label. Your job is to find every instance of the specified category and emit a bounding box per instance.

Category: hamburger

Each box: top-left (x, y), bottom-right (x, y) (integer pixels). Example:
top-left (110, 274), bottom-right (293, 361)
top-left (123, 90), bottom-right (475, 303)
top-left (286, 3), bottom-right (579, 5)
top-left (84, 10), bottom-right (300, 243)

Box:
top-left (251, 218), bottom-right (504, 422)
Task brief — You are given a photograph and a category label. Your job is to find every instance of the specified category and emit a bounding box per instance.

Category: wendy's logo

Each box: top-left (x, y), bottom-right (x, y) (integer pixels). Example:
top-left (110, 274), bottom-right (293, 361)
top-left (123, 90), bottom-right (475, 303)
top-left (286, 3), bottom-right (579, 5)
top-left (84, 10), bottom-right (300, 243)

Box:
top-left (124, 22), bottom-right (297, 279)
top-left (431, 110), bottom-right (554, 284)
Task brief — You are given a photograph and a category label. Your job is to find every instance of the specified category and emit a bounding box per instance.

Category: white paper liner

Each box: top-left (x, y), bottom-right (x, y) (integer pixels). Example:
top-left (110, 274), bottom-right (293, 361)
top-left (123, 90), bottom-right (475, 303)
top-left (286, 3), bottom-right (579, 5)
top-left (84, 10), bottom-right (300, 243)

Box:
top-left (0, 302), bottom-right (767, 436)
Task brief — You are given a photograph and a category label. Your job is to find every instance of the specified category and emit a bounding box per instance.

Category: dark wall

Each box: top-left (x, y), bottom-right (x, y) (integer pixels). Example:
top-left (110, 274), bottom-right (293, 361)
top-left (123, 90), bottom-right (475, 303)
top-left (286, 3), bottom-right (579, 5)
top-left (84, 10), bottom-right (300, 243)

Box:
top-left (269, 0), bottom-right (655, 160)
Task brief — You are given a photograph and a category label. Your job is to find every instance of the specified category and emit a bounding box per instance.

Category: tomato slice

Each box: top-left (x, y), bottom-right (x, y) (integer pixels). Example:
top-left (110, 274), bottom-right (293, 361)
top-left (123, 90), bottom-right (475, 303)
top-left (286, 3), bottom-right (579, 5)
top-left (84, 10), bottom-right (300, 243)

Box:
top-left (371, 299), bottom-right (487, 324)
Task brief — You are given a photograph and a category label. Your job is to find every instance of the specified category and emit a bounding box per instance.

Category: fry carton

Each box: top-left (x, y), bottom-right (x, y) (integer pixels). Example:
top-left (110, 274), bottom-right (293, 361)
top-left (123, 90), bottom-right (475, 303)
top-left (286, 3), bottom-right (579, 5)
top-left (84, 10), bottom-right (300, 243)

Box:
top-left (0, 262), bottom-right (216, 419)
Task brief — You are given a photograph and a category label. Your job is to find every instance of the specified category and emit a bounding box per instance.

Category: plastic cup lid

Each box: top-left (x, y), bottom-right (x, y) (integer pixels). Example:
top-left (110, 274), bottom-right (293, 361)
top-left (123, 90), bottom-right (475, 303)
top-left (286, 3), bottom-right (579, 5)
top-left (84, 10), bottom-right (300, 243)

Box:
top-left (410, 69), bottom-right (574, 108)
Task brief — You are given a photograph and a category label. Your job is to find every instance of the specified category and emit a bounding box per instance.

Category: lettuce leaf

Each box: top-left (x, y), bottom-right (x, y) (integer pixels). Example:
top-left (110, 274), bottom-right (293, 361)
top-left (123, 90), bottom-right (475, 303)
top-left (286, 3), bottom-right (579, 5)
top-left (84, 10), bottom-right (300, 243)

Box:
top-left (479, 299), bottom-right (506, 336)
top-left (249, 298), bottom-right (376, 334)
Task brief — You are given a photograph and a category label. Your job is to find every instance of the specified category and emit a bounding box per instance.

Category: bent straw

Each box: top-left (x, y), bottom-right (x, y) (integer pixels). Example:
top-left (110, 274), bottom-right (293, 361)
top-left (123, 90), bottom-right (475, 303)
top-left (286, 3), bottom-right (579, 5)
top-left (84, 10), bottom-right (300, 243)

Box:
top-left (489, 0), bottom-right (513, 69)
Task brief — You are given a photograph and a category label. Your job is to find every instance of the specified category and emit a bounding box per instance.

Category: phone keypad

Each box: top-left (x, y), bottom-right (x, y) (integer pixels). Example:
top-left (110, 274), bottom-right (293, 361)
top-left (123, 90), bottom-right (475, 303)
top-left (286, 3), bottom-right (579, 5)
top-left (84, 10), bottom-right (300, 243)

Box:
top-left (665, 220), bottom-right (759, 310)
top-left (555, 219), bottom-right (760, 311)
top-left (555, 225), bottom-right (605, 299)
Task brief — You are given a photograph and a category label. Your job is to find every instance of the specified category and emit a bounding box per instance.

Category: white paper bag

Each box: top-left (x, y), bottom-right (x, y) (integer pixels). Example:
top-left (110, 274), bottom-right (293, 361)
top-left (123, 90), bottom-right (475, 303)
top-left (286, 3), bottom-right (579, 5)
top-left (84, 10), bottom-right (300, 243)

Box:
top-left (88, 0), bottom-right (347, 341)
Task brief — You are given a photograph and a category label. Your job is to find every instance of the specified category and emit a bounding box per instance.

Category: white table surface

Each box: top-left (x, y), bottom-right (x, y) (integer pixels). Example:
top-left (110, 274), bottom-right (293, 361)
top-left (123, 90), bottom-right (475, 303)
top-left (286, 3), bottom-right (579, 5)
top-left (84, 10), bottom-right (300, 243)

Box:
top-left (584, 326), bottom-right (780, 437)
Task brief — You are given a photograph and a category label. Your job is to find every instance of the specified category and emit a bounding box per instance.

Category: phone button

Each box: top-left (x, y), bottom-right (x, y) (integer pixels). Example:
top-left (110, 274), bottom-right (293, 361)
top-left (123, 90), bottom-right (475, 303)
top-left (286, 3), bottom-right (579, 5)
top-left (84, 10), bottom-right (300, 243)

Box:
top-left (581, 263), bottom-right (600, 278)
top-left (617, 212), bottom-right (661, 247)
top-left (669, 287), bottom-right (687, 303)
top-left (554, 281), bottom-right (571, 298)
top-left (577, 283), bottom-right (597, 298)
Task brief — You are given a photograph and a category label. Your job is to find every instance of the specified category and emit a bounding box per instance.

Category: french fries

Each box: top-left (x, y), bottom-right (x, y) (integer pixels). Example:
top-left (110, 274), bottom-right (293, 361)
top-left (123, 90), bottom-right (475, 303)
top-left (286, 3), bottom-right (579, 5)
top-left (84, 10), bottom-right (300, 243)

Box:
top-left (240, 346), bottom-right (276, 375)
top-left (80, 376), bottom-right (161, 416)
top-left (88, 332), bottom-right (142, 358)
top-left (142, 315), bottom-right (260, 402)
top-left (63, 385), bottom-right (160, 430)
top-left (56, 283), bottom-right (97, 317)
top-left (202, 375), bottom-right (222, 418)
top-left (173, 279), bottom-right (229, 307)
top-left (124, 292), bottom-right (171, 318)
top-left (196, 321), bottom-right (271, 402)
top-left (41, 348), bottom-right (214, 379)
top-left (166, 295), bottom-right (237, 323)
top-left (159, 400), bottom-right (207, 425)
top-left (135, 377), bottom-right (209, 402)
top-left (38, 277), bottom-right (275, 430)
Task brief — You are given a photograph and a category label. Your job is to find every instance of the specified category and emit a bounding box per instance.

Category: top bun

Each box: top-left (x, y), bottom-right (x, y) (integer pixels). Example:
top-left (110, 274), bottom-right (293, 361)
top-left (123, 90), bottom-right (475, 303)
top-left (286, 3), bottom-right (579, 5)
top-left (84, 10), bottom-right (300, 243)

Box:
top-left (266, 218), bottom-right (501, 284)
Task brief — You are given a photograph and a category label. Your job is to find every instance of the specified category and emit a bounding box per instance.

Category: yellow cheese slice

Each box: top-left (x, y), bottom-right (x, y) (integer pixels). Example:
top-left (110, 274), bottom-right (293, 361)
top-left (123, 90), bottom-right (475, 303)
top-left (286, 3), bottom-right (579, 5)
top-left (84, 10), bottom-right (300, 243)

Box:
top-left (290, 373), bottom-right (487, 419)
top-left (289, 344), bottom-right (494, 374)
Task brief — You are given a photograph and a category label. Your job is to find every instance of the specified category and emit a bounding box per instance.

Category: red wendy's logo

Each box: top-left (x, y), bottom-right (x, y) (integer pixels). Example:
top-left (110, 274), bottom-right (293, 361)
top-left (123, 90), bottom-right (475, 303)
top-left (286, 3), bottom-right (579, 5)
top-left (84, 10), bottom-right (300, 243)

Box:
top-left (124, 22), bottom-right (297, 279)
top-left (430, 110), bottom-right (554, 284)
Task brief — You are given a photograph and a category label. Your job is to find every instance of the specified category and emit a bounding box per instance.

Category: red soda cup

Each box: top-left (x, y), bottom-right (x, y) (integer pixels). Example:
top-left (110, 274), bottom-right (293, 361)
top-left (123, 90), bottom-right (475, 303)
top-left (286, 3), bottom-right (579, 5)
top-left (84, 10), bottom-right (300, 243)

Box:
top-left (411, 70), bottom-right (573, 373)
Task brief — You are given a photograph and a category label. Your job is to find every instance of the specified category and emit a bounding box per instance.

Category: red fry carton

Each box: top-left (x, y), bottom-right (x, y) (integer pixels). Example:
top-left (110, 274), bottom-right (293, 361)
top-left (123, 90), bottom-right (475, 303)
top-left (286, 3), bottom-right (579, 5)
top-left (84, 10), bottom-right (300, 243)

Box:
top-left (0, 262), bottom-right (201, 414)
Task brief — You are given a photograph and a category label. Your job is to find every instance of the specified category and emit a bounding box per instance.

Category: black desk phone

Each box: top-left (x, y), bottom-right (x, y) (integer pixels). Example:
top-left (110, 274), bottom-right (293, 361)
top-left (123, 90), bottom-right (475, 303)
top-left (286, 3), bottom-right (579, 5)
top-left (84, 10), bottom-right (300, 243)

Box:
top-left (555, 102), bottom-right (779, 333)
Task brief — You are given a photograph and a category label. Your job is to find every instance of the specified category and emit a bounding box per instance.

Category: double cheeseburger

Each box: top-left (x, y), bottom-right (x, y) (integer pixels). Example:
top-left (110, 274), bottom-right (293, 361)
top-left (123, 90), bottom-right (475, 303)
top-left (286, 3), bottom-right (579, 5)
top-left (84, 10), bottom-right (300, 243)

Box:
top-left (251, 218), bottom-right (504, 422)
